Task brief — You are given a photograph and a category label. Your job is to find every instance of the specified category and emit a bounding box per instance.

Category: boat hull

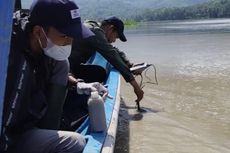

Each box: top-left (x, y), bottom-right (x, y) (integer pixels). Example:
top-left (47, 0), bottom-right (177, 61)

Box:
top-left (77, 53), bottom-right (121, 153)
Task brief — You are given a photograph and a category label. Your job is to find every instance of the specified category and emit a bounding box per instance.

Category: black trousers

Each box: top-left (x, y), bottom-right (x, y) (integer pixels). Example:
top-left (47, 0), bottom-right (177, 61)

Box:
top-left (61, 90), bottom-right (89, 131)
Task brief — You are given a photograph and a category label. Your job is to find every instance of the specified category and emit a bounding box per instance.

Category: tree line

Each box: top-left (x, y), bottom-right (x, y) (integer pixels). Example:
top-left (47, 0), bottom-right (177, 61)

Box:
top-left (133, 0), bottom-right (230, 21)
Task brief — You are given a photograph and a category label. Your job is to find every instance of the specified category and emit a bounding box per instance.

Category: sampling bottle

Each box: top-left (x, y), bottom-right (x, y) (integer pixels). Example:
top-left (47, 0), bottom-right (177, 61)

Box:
top-left (88, 91), bottom-right (106, 132)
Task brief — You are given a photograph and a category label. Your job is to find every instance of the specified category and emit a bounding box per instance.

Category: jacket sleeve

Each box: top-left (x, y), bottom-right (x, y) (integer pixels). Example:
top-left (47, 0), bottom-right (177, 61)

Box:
top-left (49, 59), bottom-right (69, 86)
top-left (87, 29), bottom-right (134, 82)
top-left (38, 58), bottom-right (69, 129)
top-left (114, 47), bottom-right (133, 68)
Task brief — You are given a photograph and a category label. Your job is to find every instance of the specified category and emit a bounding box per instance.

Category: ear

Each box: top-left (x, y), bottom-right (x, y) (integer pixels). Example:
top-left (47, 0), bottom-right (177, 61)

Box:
top-left (32, 25), bottom-right (42, 39)
top-left (109, 25), bottom-right (115, 30)
top-left (32, 26), bottom-right (47, 48)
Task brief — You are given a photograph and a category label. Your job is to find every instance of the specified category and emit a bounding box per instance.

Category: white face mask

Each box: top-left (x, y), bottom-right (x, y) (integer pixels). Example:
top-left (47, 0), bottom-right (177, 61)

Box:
top-left (39, 28), bottom-right (72, 61)
top-left (43, 38), bottom-right (72, 61)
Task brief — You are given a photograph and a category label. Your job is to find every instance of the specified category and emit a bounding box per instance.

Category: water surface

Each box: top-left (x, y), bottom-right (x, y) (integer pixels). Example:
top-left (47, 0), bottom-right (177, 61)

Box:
top-left (114, 19), bottom-right (230, 153)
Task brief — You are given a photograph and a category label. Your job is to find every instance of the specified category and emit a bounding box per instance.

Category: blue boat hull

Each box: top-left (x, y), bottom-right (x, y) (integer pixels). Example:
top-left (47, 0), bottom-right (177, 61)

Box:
top-left (0, 0), bottom-right (15, 132)
top-left (77, 53), bottom-right (121, 153)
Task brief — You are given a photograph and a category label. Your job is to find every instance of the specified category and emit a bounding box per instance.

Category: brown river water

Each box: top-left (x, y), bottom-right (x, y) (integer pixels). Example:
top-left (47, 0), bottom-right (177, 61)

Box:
top-left (114, 19), bottom-right (230, 153)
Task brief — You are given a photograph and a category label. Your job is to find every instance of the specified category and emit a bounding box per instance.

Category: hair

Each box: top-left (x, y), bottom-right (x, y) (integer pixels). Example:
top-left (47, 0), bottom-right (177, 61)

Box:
top-left (26, 20), bottom-right (49, 35)
top-left (101, 20), bottom-right (117, 32)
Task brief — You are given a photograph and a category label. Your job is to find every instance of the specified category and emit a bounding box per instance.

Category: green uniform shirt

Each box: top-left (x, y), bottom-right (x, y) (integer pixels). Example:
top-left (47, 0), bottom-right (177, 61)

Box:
top-left (69, 21), bottom-right (134, 82)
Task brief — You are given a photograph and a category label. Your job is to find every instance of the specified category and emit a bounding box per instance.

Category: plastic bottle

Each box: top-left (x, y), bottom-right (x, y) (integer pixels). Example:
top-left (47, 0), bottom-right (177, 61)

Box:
top-left (88, 91), bottom-right (106, 132)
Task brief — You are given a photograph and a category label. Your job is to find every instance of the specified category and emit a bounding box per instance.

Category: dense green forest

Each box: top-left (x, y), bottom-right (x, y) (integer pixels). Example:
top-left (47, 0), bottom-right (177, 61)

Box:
top-left (21, 0), bottom-right (230, 21)
top-left (75, 0), bottom-right (209, 20)
top-left (134, 0), bottom-right (230, 21)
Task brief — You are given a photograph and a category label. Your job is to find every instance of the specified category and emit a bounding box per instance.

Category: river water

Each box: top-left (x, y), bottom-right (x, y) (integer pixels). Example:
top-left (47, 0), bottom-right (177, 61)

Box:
top-left (114, 19), bottom-right (230, 153)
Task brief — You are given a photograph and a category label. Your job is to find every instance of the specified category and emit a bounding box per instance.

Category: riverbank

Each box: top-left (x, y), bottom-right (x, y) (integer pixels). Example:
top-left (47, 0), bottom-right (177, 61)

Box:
top-left (124, 20), bottom-right (139, 29)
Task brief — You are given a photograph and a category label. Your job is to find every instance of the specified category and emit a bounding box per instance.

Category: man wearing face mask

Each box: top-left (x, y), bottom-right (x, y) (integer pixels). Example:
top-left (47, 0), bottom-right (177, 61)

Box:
top-left (0, 0), bottom-right (100, 153)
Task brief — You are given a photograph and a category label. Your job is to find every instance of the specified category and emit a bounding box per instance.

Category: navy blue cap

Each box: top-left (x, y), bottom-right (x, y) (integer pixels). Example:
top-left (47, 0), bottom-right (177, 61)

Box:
top-left (30, 0), bottom-right (94, 41)
top-left (104, 16), bottom-right (127, 42)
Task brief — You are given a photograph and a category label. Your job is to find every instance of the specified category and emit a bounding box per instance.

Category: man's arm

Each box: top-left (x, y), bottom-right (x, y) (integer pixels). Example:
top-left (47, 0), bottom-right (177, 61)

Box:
top-left (88, 29), bottom-right (144, 102)
top-left (130, 79), bottom-right (144, 102)
top-left (89, 29), bottom-right (133, 82)
top-left (114, 47), bottom-right (133, 68)
top-left (39, 59), bottom-right (69, 129)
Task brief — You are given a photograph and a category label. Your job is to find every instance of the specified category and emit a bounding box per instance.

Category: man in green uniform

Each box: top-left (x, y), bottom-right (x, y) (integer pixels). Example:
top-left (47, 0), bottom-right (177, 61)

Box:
top-left (69, 16), bottom-right (144, 103)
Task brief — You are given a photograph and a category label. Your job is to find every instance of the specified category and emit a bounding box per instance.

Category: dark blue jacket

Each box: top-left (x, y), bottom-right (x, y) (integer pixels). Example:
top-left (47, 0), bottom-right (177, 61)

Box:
top-left (0, 10), bottom-right (69, 152)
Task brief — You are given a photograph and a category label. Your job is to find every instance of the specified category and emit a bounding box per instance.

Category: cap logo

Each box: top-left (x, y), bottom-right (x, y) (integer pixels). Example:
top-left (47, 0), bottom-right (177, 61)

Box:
top-left (70, 9), bottom-right (80, 19)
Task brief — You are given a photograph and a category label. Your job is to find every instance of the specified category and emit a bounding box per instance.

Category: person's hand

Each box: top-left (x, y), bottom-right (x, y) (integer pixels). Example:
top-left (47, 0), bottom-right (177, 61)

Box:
top-left (134, 86), bottom-right (144, 102)
top-left (132, 69), bottom-right (142, 75)
top-left (76, 82), bottom-right (108, 98)
top-left (130, 79), bottom-right (144, 102)
top-left (127, 62), bottom-right (134, 68)
top-left (92, 82), bottom-right (108, 100)
top-left (130, 63), bottom-right (146, 75)
top-left (67, 74), bottom-right (83, 89)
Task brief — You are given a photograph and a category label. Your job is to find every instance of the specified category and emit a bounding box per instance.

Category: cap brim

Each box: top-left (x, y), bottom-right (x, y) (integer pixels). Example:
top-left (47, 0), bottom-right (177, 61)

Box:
top-left (119, 32), bottom-right (127, 42)
top-left (58, 24), bottom-right (94, 41)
